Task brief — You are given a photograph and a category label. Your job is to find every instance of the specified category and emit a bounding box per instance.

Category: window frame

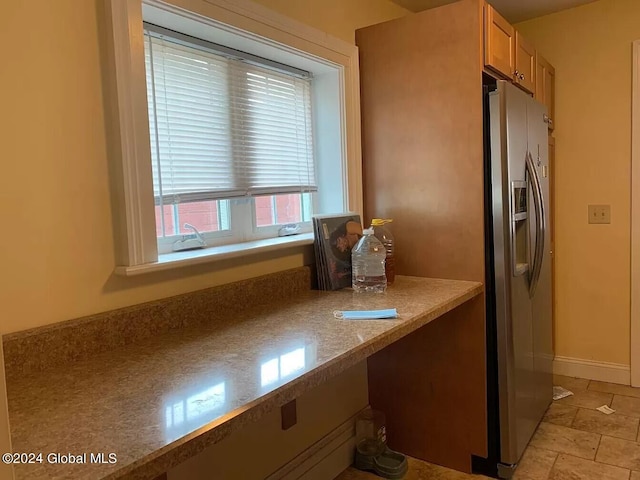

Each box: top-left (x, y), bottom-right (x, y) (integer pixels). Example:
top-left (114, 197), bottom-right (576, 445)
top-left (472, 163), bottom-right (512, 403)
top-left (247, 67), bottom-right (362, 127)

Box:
top-left (155, 194), bottom-right (315, 255)
top-left (104, 0), bottom-right (363, 274)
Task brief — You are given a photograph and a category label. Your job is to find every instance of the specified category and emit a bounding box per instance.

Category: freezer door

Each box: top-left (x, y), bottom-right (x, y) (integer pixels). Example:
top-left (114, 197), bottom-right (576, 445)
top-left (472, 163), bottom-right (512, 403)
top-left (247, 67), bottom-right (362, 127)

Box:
top-left (489, 81), bottom-right (544, 468)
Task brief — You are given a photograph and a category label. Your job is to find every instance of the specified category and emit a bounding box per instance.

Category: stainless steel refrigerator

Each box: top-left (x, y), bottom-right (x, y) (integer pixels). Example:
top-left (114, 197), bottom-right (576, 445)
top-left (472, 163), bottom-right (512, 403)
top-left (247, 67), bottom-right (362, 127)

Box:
top-left (482, 80), bottom-right (553, 478)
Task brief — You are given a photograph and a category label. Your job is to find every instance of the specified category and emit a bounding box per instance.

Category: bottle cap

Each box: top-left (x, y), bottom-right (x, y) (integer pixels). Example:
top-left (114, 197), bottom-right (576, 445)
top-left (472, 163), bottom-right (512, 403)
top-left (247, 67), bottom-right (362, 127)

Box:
top-left (371, 218), bottom-right (393, 226)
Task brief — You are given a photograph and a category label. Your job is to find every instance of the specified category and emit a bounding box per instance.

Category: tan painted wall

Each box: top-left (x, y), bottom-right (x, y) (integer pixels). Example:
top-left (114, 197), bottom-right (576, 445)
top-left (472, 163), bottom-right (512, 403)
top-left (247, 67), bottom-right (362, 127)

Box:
top-left (516, 0), bottom-right (638, 365)
top-left (0, 1), bottom-right (407, 477)
top-left (251, 0), bottom-right (409, 43)
top-left (0, 0), bottom-right (408, 335)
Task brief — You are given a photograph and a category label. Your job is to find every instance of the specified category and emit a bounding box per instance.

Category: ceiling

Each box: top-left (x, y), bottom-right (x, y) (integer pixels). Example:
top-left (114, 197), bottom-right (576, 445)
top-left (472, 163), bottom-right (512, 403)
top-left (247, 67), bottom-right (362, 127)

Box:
top-left (389, 0), bottom-right (598, 23)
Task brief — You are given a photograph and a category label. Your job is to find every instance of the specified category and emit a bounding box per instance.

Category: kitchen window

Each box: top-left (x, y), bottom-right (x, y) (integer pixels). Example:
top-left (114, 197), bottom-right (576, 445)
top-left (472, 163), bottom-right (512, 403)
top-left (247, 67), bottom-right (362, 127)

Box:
top-left (105, 0), bottom-right (362, 274)
top-left (144, 25), bottom-right (315, 253)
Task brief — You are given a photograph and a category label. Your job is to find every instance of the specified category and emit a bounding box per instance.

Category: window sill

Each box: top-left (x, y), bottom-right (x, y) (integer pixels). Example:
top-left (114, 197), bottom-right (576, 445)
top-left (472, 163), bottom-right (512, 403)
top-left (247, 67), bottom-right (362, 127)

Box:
top-left (114, 232), bottom-right (314, 277)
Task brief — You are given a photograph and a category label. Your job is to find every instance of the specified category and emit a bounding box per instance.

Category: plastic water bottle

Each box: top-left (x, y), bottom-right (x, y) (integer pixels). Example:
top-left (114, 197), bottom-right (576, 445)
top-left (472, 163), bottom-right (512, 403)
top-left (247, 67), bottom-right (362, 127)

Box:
top-left (371, 219), bottom-right (395, 285)
top-left (352, 228), bottom-right (387, 293)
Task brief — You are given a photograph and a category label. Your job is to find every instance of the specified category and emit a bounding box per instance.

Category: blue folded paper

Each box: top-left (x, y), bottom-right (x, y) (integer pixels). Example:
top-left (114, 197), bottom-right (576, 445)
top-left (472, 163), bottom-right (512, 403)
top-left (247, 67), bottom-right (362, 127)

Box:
top-left (333, 308), bottom-right (398, 320)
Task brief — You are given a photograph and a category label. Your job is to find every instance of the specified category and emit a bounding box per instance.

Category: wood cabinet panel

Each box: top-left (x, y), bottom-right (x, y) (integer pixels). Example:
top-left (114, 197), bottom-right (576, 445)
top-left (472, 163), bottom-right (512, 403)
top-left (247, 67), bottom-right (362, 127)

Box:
top-left (356, 0), bottom-right (487, 469)
top-left (536, 53), bottom-right (556, 131)
top-left (515, 31), bottom-right (536, 93)
top-left (484, 4), bottom-right (515, 79)
top-left (357, 0), bottom-right (486, 284)
top-left (368, 296), bottom-right (486, 473)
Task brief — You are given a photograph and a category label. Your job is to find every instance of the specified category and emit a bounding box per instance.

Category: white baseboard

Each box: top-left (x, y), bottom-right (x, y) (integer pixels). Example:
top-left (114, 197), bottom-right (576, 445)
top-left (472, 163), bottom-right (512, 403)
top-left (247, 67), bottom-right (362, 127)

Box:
top-left (553, 355), bottom-right (631, 385)
top-left (265, 410), bottom-right (361, 480)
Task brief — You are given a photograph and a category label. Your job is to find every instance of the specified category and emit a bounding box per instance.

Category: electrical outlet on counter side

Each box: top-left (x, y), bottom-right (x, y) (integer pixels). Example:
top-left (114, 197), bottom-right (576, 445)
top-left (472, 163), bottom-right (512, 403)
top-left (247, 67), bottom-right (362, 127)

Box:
top-left (588, 204), bottom-right (611, 224)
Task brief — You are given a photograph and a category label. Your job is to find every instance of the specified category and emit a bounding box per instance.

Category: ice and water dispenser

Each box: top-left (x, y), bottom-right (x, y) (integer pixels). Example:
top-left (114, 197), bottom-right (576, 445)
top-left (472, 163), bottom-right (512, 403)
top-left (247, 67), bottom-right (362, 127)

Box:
top-left (512, 181), bottom-right (529, 276)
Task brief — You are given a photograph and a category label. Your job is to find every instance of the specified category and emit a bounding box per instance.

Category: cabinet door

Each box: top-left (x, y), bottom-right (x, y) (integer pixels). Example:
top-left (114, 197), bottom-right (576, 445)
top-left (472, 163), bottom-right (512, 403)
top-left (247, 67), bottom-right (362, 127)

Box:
top-left (515, 31), bottom-right (536, 93)
top-left (484, 4), bottom-right (515, 79)
top-left (536, 54), bottom-right (556, 131)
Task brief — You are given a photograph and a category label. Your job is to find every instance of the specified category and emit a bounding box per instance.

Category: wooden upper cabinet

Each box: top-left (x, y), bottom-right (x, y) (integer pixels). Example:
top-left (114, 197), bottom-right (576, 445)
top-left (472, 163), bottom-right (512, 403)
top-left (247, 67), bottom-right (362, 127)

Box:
top-left (484, 4), bottom-right (515, 80)
top-left (484, 3), bottom-right (548, 98)
top-left (536, 53), bottom-right (556, 131)
top-left (514, 31), bottom-right (536, 94)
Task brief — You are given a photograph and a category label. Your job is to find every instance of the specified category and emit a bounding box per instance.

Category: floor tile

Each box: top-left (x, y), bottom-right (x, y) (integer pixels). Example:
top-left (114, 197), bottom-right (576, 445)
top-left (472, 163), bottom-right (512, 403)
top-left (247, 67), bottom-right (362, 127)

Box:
top-left (513, 446), bottom-right (558, 480)
top-left (338, 381), bottom-right (640, 480)
top-left (335, 456), bottom-right (490, 480)
top-left (612, 395), bottom-right (640, 418)
top-left (399, 457), bottom-right (490, 479)
top-left (529, 422), bottom-right (600, 460)
top-left (596, 435), bottom-right (640, 470)
top-left (555, 389), bottom-right (613, 410)
top-left (554, 375), bottom-right (590, 391)
top-left (589, 381), bottom-right (640, 399)
top-left (543, 403), bottom-right (579, 427)
top-left (549, 453), bottom-right (629, 480)
top-left (335, 467), bottom-right (378, 479)
top-left (572, 408), bottom-right (639, 440)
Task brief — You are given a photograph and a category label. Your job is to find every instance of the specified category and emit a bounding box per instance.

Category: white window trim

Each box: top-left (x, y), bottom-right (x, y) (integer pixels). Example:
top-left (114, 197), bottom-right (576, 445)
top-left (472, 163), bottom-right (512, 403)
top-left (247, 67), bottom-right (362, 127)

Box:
top-left (104, 0), bottom-right (362, 274)
top-left (114, 232), bottom-right (315, 276)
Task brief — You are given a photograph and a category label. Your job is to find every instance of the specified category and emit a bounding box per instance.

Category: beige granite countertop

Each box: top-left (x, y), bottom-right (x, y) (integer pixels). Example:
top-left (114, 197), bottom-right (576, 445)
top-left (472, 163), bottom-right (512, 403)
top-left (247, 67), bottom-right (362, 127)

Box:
top-left (7, 276), bottom-right (482, 480)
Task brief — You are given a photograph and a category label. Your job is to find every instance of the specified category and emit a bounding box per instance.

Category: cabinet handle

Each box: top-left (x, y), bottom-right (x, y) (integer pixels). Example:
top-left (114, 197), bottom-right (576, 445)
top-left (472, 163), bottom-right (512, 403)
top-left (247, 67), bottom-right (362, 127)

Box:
top-left (520, 73), bottom-right (526, 80)
top-left (513, 70), bottom-right (520, 77)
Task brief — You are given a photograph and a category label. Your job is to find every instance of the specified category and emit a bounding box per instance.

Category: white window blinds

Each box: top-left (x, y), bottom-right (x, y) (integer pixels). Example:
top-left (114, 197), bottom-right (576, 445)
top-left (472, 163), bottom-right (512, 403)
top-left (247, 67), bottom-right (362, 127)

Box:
top-left (143, 25), bottom-right (317, 204)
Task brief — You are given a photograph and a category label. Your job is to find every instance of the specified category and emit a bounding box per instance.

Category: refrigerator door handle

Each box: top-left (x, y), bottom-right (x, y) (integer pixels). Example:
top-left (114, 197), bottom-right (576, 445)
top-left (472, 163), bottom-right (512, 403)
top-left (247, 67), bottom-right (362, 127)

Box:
top-left (526, 151), bottom-right (545, 298)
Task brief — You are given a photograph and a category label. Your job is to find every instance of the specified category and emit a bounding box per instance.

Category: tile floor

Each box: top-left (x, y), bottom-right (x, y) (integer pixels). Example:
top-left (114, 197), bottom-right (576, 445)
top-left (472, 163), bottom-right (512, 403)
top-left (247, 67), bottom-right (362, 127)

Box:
top-left (336, 375), bottom-right (640, 480)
